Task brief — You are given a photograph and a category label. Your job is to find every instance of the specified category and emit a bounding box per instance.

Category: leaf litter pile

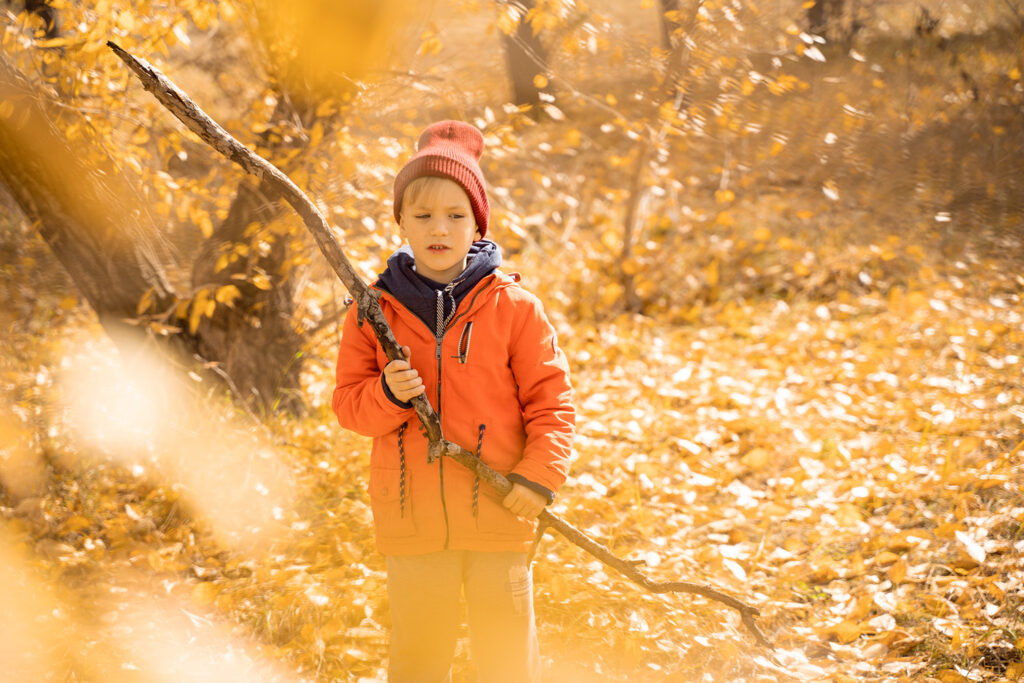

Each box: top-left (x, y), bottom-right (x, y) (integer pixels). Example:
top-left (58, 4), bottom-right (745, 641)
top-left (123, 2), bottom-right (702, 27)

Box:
top-left (2, 204), bottom-right (1022, 682)
top-left (3, 5), bottom-right (1024, 673)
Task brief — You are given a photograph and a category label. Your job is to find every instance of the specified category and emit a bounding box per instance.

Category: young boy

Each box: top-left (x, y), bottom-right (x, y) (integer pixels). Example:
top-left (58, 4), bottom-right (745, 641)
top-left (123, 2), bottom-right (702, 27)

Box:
top-left (332, 120), bottom-right (575, 682)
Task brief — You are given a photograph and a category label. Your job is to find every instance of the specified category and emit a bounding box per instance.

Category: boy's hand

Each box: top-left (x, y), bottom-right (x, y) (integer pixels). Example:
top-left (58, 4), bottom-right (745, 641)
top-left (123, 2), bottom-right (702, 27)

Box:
top-left (503, 482), bottom-right (547, 520)
top-left (383, 345), bottom-right (425, 403)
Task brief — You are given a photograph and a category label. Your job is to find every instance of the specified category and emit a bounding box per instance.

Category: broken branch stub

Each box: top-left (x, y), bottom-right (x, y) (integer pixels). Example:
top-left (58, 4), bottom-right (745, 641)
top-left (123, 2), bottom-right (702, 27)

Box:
top-left (108, 42), bottom-right (770, 648)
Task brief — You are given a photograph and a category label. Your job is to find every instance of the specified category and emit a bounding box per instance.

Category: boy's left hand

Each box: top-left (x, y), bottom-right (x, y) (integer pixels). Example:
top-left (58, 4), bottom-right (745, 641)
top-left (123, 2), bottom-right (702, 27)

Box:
top-left (503, 483), bottom-right (547, 520)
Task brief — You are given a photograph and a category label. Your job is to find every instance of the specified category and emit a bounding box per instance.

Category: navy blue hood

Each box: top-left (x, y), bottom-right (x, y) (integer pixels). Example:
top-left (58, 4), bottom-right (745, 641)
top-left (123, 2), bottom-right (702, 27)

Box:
top-left (376, 240), bottom-right (502, 333)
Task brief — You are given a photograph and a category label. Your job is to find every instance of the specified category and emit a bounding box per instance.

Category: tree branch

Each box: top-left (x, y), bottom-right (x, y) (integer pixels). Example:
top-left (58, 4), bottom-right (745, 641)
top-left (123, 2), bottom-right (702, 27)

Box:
top-left (108, 41), bottom-right (770, 648)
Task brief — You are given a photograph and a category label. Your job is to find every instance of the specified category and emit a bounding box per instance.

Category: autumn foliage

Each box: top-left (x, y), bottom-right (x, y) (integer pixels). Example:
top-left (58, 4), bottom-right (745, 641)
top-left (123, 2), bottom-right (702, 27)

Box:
top-left (1, 0), bottom-right (1023, 681)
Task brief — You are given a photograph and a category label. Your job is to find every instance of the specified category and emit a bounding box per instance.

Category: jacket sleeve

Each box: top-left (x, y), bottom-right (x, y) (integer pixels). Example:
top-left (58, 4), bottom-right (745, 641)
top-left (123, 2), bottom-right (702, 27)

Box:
top-left (507, 293), bottom-right (575, 494)
top-left (332, 303), bottom-right (412, 437)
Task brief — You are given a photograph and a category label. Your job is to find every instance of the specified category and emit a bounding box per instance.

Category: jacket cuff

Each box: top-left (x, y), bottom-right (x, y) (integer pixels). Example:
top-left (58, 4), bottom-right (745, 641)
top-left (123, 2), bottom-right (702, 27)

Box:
top-left (380, 373), bottom-right (413, 409)
top-left (507, 473), bottom-right (556, 505)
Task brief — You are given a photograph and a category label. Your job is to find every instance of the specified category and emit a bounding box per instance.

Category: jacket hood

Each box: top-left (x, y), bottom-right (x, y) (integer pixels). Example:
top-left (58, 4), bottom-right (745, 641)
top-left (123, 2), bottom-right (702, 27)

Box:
top-left (376, 240), bottom-right (502, 330)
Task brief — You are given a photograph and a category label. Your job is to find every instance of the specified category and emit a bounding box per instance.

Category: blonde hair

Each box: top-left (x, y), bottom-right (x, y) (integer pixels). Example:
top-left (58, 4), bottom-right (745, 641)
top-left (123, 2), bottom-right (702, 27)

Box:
top-left (400, 176), bottom-right (464, 214)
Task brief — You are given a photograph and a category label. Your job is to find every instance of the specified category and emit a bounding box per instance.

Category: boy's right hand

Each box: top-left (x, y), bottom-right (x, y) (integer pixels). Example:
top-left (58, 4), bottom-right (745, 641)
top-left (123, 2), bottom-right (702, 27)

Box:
top-left (383, 345), bottom-right (425, 403)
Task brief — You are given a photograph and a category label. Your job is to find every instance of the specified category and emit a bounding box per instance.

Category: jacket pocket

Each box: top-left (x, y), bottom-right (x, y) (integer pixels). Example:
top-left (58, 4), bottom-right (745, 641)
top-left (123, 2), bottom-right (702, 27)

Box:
top-left (369, 467), bottom-right (416, 538)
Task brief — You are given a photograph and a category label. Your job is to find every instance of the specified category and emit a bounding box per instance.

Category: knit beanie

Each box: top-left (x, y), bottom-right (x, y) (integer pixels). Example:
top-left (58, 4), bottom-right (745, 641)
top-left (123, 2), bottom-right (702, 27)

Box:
top-left (393, 120), bottom-right (490, 237)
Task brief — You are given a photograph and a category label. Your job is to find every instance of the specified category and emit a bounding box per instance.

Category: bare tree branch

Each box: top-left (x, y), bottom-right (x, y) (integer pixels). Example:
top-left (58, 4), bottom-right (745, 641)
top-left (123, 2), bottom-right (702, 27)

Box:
top-left (108, 41), bottom-right (771, 648)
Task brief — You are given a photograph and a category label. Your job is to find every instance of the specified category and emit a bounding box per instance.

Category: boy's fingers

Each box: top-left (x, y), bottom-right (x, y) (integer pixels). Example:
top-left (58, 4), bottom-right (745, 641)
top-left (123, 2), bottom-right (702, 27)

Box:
top-left (385, 360), bottom-right (411, 373)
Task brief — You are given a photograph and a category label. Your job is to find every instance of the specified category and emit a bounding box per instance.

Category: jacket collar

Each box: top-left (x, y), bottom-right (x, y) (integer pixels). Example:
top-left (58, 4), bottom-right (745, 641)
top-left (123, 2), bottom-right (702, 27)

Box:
top-left (375, 240), bottom-right (503, 332)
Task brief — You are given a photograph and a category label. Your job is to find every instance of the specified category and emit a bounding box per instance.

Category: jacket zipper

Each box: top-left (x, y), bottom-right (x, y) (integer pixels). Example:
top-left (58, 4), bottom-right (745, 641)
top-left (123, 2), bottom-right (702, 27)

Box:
top-left (435, 281), bottom-right (459, 549)
top-left (435, 277), bottom-right (497, 549)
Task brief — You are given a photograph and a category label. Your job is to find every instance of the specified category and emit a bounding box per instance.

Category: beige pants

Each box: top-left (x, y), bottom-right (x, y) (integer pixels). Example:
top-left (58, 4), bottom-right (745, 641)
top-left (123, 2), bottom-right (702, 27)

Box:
top-left (385, 550), bottom-right (541, 682)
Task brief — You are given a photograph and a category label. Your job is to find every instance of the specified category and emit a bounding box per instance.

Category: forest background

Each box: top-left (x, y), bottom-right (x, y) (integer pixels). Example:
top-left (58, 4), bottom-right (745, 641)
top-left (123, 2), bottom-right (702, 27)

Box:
top-left (1, 0), bottom-right (1022, 681)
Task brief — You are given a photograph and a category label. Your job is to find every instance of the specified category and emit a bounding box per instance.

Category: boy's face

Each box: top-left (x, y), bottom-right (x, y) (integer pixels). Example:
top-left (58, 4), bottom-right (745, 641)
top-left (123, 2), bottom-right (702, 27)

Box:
top-left (399, 178), bottom-right (479, 284)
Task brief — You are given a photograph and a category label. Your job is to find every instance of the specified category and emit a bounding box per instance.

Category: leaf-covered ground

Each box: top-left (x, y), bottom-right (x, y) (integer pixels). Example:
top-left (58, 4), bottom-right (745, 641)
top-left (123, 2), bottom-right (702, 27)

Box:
top-left (2, 216), bottom-right (1021, 682)
top-left (3, 1), bottom-right (1023, 680)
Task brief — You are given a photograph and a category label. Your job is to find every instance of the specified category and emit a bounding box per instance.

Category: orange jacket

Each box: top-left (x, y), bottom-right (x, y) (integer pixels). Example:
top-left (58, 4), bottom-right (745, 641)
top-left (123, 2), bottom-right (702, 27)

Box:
top-left (333, 270), bottom-right (575, 555)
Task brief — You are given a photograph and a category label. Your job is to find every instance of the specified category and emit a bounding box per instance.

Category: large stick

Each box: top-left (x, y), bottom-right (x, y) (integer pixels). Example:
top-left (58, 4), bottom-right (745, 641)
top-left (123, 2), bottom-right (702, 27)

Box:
top-left (108, 42), bottom-right (770, 647)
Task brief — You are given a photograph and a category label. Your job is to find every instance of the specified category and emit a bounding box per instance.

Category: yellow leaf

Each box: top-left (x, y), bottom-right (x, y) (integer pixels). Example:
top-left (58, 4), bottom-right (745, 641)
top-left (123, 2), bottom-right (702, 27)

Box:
top-left (117, 10), bottom-right (135, 32)
top-left (136, 288), bottom-right (153, 315)
top-left (34, 37), bottom-right (69, 48)
top-left (874, 550), bottom-right (900, 566)
top-left (131, 127), bottom-right (150, 145)
top-left (61, 515), bottom-right (92, 533)
top-left (60, 296), bottom-right (78, 311)
top-left (802, 1), bottom-right (817, 7)
top-left (533, 74), bottom-right (549, 89)
top-left (0, 100), bottom-right (14, 120)
top-left (835, 503), bottom-right (863, 527)
top-left (829, 620), bottom-right (862, 643)
top-left (887, 558), bottom-right (908, 584)
top-left (197, 212), bottom-right (213, 239)
top-left (715, 211), bottom-right (734, 227)
top-left (309, 121), bottom-right (325, 148)
top-left (793, 262), bottom-right (810, 277)
top-left (315, 99), bottom-right (337, 118)
top-left (740, 447), bottom-right (770, 470)
top-left (1010, 67), bottom-right (1021, 80)
top-left (753, 226), bottom-right (771, 241)
top-left (189, 289), bottom-right (208, 334)
top-left (934, 670), bottom-right (967, 683)
top-left (191, 582), bottom-right (218, 606)
top-left (704, 258), bottom-right (719, 287)
top-left (715, 189), bottom-right (735, 204)
top-left (215, 284), bottom-right (242, 307)
top-left (251, 273), bottom-right (272, 290)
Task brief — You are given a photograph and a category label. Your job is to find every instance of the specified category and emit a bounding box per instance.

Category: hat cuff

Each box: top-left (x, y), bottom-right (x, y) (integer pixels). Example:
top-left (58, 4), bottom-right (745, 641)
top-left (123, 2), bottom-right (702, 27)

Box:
top-left (394, 154), bottom-right (489, 235)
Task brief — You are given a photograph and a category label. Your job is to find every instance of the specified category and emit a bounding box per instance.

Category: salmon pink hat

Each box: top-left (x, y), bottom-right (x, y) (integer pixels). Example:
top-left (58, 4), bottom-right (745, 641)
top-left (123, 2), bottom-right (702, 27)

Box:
top-left (393, 120), bottom-right (490, 237)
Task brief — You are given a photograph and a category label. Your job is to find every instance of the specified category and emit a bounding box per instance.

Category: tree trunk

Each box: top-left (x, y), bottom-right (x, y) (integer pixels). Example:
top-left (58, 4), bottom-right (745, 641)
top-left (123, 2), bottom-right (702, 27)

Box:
top-left (0, 52), bottom-right (174, 346)
top-left (0, 53), bottom-right (304, 412)
top-left (500, 0), bottom-right (551, 110)
top-left (659, 0), bottom-right (681, 51)
top-left (806, 0), bottom-right (845, 41)
top-left (189, 99), bottom-right (312, 413)
top-left (24, 0), bottom-right (60, 39)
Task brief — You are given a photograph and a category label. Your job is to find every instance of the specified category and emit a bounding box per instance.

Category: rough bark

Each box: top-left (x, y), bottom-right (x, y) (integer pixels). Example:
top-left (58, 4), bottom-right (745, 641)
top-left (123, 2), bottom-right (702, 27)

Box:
top-left (0, 52), bottom-right (306, 412)
top-left (189, 98), bottom-right (312, 413)
top-left (0, 52), bottom-right (174, 346)
top-left (109, 42), bottom-right (771, 647)
top-left (500, 0), bottom-right (551, 110)
top-left (620, 1), bottom-right (701, 313)
top-left (806, 0), bottom-right (849, 43)
top-left (659, 0), bottom-right (681, 50)
top-left (24, 0), bottom-right (60, 39)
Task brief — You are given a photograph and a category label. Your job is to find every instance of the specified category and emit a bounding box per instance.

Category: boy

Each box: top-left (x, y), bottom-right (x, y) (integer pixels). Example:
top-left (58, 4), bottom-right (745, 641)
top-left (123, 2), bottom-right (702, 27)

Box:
top-left (332, 120), bottom-right (575, 682)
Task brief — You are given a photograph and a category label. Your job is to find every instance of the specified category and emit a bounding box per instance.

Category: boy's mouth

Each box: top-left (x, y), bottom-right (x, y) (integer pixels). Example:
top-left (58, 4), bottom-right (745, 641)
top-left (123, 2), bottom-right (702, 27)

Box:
top-left (428, 245), bottom-right (449, 252)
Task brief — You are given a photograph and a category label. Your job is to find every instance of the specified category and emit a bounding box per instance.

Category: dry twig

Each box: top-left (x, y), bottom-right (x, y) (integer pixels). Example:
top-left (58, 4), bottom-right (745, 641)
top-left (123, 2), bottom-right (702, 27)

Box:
top-left (108, 41), bottom-right (771, 648)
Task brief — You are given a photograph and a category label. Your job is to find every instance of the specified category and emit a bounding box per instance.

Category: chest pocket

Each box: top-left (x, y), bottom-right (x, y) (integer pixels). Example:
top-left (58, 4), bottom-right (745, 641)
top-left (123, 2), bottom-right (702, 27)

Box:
top-left (451, 322), bottom-right (473, 364)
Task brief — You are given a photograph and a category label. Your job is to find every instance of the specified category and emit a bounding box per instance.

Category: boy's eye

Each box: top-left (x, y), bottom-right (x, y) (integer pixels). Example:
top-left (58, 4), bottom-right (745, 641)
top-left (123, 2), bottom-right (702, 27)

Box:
top-left (450, 213), bottom-right (466, 220)
top-left (415, 214), bottom-right (430, 220)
